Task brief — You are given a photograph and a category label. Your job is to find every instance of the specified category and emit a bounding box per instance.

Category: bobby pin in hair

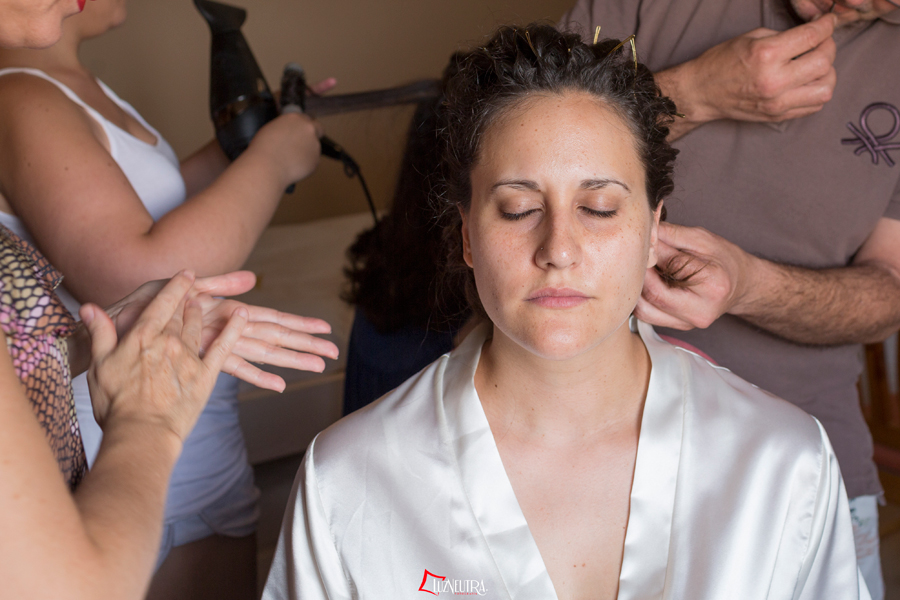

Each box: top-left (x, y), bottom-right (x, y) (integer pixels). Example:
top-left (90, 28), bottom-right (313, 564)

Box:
top-left (524, 30), bottom-right (540, 58)
top-left (593, 25), bottom-right (602, 45)
top-left (606, 34), bottom-right (638, 77)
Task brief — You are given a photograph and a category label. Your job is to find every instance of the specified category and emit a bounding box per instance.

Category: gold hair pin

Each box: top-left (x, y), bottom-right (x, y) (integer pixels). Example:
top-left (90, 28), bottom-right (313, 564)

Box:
top-left (524, 30), bottom-right (539, 58)
top-left (593, 25), bottom-right (601, 45)
top-left (605, 33), bottom-right (638, 76)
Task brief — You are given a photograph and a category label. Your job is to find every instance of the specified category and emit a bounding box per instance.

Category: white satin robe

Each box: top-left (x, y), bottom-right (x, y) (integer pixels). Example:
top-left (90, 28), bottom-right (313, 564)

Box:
top-left (263, 322), bottom-right (870, 600)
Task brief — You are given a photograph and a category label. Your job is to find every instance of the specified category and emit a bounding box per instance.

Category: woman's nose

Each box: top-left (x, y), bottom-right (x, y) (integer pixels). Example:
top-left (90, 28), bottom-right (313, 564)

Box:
top-left (535, 211), bottom-right (581, 270)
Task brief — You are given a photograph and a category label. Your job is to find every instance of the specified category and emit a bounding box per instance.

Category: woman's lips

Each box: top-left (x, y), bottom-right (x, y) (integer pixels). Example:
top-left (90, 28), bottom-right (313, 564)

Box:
top-left (526, 288), bottom-right (589, 308)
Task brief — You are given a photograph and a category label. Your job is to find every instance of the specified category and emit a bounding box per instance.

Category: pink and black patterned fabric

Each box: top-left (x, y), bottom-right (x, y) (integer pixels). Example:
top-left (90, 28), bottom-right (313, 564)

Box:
top-left (0, 225), bottom-right (85, 490)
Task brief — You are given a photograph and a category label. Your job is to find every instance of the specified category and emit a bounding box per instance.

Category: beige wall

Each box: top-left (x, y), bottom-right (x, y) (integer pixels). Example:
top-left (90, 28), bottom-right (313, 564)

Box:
top-left (79, 0), bottom-right (574, 224)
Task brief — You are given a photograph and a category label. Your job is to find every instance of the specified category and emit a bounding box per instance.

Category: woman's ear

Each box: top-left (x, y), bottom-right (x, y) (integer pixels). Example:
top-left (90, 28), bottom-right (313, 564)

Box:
top-left (647, 202), bottom-right (663, 269)
top-left (459, 205), bottom-right (474, 268)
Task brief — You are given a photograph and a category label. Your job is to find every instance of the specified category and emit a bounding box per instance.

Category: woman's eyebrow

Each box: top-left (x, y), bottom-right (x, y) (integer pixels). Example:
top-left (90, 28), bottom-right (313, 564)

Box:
top-left (491, 179), bottom-right (540, 191)
top-left (582, 178), bottom-right (630, 192)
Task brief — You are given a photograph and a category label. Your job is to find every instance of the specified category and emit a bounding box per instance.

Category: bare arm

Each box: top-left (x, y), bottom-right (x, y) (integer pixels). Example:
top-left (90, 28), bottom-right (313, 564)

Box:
top-left (179, 139), bottom-right (230, 198)
top-left (636, 218), bottom-right (900, 346)
top-left (653, 15), bottom-right (837, 141)
top-left (0, 74), bottom-right (322, 306)
top-left (0, 273), bottom-right (244, 600)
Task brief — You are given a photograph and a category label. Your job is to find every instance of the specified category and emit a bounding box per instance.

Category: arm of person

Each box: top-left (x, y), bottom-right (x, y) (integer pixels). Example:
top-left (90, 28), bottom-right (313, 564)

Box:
top-left (0, 74), bottom-right (322, 306)
top-left (66, 271), bottom-right (340, 390)
top-left (261, 440), bottom-right (351, 600)
top-left (794, 421), bottom-right (871, 600)
top-left (558, 3), bottom-right (838, 142)
top-left (655, 15), bottom-right (837, 142)
top-left (654, 15), bottom-right (838, 141)
top-left (635, 218), bottom-right (900, 346)
top-left (0, 272), bottom-right (245, 600)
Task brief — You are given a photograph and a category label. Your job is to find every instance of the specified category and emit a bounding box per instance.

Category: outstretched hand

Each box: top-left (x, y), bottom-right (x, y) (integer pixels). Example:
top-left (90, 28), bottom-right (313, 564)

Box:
top-left (82, 271), bottom-right (339, 392)
top-left (81, 271), bottom-right (247, 442)
top-left (635, 223), bottom-right (760, 330)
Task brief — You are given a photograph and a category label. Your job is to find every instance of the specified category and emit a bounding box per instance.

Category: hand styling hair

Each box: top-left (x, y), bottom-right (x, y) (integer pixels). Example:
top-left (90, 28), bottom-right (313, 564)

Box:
top-left (436, 23), bottom-right (685, 316)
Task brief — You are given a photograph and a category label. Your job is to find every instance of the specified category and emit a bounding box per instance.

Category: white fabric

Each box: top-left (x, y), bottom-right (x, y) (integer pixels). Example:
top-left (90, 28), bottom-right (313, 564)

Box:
top-left (263, 321), bottom-right (870, 600)
top-left (0, 69), bottom-right (254, 529)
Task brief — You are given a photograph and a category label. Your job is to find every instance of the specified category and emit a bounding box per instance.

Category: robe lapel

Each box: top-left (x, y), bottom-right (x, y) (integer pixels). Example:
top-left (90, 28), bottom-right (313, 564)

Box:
top-left (440, 324), bottom-right (559, 600)
top-left (617, 322), bottom-right (686, 600)
top-left (439, 322), bottom-right (685, 600)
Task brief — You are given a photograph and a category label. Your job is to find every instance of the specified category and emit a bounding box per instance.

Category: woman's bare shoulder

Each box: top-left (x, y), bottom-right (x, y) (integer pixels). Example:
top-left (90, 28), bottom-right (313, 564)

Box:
top-left (0, 71), bottom-right (93, 133)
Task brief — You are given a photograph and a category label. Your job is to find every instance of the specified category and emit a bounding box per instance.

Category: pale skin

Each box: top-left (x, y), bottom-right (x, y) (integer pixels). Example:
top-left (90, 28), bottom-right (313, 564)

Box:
top-left (627, 0), bottom-right (900, 346)
top-left (0, 0), bottom-right (86, 49)
top-left (462, 92), bottom-right (661, 600)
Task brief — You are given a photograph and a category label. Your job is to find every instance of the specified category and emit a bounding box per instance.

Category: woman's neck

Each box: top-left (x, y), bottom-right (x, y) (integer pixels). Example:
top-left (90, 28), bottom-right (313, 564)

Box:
top-left (475, 321), bottom-right (651, 442)
top-left (0, 26), bottom-right (84, 74)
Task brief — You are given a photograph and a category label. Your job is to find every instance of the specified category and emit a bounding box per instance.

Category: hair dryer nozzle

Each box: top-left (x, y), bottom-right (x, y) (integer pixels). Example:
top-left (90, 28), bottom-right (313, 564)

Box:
top-left (194, 0), bottom-right (277, 161)
top-left (194, 0), bottom-right (246, 34)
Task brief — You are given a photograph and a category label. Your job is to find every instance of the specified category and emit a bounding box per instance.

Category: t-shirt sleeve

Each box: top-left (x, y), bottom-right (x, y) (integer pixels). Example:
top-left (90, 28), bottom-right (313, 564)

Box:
top-left (557, 0), bottom-right (642, 42)
top-left (261, 439), bottom-right (352, 600)
top-left (794, 421), bottom-right (870, 600)
top-left (882, 176), bottom-right (900, 221)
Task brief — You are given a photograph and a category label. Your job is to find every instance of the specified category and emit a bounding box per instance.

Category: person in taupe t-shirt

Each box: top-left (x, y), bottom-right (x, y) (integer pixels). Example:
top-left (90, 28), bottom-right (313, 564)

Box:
top-left (561, 0), bottom-right (900, 597)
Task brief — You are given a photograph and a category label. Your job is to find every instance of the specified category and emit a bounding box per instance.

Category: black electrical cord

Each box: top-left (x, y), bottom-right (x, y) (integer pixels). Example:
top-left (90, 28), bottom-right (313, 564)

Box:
top-left (282, 63), bottom-right (379, 225)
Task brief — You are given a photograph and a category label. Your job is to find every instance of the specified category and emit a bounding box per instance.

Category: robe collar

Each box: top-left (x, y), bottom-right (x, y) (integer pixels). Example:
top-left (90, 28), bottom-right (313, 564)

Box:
top-left (438, 320), bottom-right (686, 600)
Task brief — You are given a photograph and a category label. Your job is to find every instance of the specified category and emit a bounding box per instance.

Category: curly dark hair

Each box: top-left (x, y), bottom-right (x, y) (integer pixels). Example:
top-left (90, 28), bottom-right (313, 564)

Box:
top-left (436, 24), bottom-right (681, 317)
top-left (343, 89), bottom-right (469, 333)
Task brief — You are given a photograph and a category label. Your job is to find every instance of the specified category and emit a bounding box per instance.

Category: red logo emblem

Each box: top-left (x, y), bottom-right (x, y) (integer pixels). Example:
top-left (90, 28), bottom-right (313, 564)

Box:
top-left (418, 570), bottom-right (446, 595)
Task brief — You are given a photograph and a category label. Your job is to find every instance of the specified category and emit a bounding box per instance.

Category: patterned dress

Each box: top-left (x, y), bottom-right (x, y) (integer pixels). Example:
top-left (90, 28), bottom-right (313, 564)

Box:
top-left (0, 225), bottom-right (86, 490)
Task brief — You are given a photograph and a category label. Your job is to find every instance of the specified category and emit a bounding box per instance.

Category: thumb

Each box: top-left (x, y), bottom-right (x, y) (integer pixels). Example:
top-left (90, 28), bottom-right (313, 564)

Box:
top-left (80, 304), bottom-right (118, 363)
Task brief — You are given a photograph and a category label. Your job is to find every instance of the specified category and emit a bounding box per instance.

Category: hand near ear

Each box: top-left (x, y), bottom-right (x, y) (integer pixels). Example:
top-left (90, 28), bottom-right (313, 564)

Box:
top-left (635, 222), bottom-right (760, 330)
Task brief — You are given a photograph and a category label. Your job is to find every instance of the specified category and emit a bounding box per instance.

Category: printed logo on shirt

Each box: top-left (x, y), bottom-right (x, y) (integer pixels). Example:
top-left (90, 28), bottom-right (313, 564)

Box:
top-left (418, 569), bottom-right (488, 596)
top-left (842, 102), bottom-right (900, 167)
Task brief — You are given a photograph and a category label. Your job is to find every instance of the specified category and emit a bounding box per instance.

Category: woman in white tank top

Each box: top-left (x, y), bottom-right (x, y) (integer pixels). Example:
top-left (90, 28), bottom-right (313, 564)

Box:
top-left (0, 3), bottom-right (338, 599)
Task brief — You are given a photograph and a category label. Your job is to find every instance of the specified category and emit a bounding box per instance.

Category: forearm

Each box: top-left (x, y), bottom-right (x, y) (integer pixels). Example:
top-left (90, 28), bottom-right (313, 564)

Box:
top-left (66, 149), bottom-right (286, 306)
top-left (180, 139), bottom-right (230, 197)
top-left (71, 420), bottom-right (183, 599)
top-left (733, 257), bottom-right (900, 345)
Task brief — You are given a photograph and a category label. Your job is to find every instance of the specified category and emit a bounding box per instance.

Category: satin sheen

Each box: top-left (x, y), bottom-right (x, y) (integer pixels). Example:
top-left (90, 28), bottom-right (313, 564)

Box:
top-left (263, 322), bottom-right (869, 599)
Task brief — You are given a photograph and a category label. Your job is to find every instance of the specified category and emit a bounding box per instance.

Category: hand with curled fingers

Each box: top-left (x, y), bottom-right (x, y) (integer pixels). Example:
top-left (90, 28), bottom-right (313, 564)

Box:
top-left (80, 271), bottom-right (248, 444)
top-left (658, 14), bottom-right (837, 134)
top-left (91, 270), bottom-right (339, 393)
top-left (635, 222), bottom-right (761, 331)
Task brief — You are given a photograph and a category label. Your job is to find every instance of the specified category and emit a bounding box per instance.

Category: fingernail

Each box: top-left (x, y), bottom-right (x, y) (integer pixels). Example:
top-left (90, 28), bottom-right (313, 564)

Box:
top-left (236, 307), bottom-right (249, 319)
top-left (81, 305), bottom-right (94, 325)
top-left (183, 269), bottom-right (196, 281)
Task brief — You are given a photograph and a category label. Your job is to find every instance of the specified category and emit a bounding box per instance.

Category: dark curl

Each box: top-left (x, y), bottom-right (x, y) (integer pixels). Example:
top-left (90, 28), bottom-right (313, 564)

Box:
top-left (436, 23), bottom-right (680, 317)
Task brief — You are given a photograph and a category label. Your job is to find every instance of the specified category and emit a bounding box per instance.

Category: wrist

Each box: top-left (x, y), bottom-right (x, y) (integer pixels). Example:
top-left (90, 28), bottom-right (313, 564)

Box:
top-left (656, 61), bottom-right (718, 134)
top-left (728, 252), bottom-right (772, 318)
top-left (100, 411), bottom-right (185, 457)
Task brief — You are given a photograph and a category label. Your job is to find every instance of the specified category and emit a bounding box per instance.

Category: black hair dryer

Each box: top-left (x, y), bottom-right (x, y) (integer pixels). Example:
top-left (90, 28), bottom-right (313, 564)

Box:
top-left (194, 0), bottom-right (277, 161)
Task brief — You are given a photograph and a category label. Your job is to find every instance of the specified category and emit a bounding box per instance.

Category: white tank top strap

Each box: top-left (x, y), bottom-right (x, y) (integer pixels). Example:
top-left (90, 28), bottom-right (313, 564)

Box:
top-left (0, 67), bottom-right (119, 150)
top-left (93, 77), bottom-right (165, 145)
